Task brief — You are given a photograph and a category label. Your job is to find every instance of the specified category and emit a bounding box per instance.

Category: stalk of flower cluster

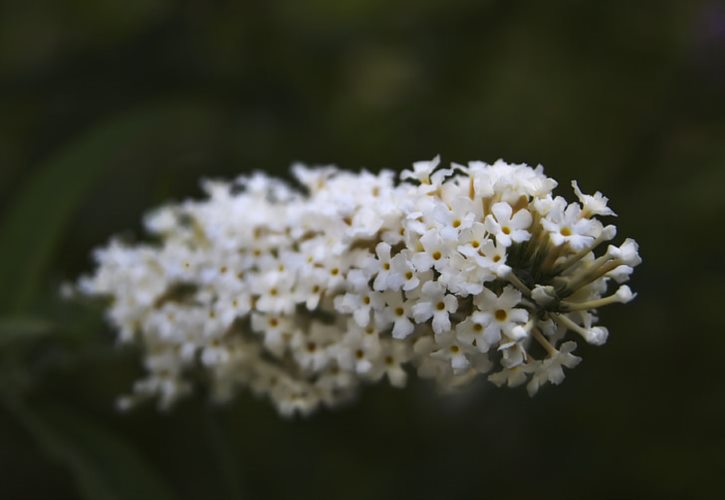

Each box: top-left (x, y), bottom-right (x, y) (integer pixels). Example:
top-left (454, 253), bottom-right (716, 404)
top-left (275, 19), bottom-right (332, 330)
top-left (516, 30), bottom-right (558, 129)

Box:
top-left (75, 157), bottom-right (641, 416)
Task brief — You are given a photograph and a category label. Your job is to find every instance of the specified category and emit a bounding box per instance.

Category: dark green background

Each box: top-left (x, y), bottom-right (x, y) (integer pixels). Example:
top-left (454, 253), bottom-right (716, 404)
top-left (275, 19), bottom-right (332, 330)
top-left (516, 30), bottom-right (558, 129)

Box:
top-left (1, 1), bottom-right (722, 499)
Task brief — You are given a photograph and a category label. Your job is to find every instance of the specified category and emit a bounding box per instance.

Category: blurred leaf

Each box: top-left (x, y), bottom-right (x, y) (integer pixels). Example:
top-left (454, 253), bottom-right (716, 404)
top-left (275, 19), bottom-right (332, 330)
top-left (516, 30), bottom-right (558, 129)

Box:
top-left (0, 316), bottom-right (55, 347)
top-left (0, 103), bottom-right (216, 315)
top-left (5, 397), bottom-right (177, 500)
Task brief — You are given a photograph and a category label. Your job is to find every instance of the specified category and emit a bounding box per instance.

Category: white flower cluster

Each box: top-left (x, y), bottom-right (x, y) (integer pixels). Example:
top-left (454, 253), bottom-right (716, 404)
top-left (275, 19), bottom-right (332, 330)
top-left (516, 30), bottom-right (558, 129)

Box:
top-left (77, 157), bottom-right (641, 416)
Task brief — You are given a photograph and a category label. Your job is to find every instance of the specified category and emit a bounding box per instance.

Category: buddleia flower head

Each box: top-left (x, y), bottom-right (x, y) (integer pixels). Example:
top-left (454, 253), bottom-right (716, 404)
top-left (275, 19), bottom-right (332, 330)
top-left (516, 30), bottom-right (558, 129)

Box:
top-left (76, 157), bottom-right (641, 416)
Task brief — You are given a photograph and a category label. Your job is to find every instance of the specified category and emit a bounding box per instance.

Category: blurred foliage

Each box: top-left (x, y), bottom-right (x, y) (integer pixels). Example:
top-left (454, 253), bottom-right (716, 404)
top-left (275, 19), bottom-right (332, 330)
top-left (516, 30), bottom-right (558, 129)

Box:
top-left (1, 1), bottom-right (723, 499)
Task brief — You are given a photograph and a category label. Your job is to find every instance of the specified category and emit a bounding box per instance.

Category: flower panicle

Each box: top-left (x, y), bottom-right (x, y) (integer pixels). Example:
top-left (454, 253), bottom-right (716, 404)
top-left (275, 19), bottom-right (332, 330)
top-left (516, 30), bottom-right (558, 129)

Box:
top-left (76, 158), bottom-right (641, 416)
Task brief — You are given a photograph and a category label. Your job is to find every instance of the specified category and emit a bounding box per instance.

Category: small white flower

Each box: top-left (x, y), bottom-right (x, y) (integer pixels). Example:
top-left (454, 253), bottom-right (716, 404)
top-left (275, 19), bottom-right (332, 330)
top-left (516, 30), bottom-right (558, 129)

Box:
top-left (526, 341), bottom-right (582, 396)
top-left (484, 202), bottom-right (533, 247)
top-left (315, 365), bottom-right (357, 399)
top-left (377, 340), bottom-right (411, 387)
top-left (251, 313), bottom-right (294, 357)
top-left (291, 325), bottom-right (335, 373)
top-left (473, 286), bottom-right (529, 346)
top-left (614, 285), bottom-right (636, 303)
top-left (488, 364), bottom-right (534, 388)
top-left (411, 281), bottom-right (458, 335)
top-left (607, 238), bottom-right (642, 267)
top-left (431, 198), bottom-right (476, 241)
top-left (431, 334), bottom-right (473, 373)
top-left (381, 291), bottom-right (416, 339)
top-left (201, 341), bottom-right (230, 367)
top-left (437, 253), bottom-right (490, 296)
top-left (370, 242), bottom-right (406, 291)
top-left (401, 155), bottom-right (452, 190)
top-left (292, 163), bottom-right (338, 193)
top-left (144, 206), bottom-right (179, 235)
top-left (274, 386), bottom-right (320, 418)
top-left (318, 256), bottom-right (347, 291)
top-left (295, 266), bottom-right (328, 310)
top-left (253, 272), bottom-right (295, 314)
top-left (499, 341), bottom-right (528, 369)
top-left (584, 326), bottom-right (609, 346)
top-left (411, 229), bottom-right (451, 272)
top-left (458, 239), bottom-right (511, 278)
top-left (455, 311), bottom-right (491, 352)
top-left (400, 155), bottom-right (441, 184)
top-left (572, 181), bottom-right (616, 217)
top-left (335, 327), bottom-right (383, 376)
top-left (334, 284), bottom-right (385, 328)
top-left (457, 222), bottom-right (488, 256)
top-left (389, 250), bottom-right (423, 292)
top-left (607, 265), bottom-right (634, 284)
top-left (541, 200), bottom-right (601, 250)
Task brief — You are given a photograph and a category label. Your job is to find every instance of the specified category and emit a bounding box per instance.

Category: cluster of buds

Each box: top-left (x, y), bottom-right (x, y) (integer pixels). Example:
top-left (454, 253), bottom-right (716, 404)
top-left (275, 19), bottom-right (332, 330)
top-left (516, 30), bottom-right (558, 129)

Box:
top-left (77, 157), bottom-right (640, 416)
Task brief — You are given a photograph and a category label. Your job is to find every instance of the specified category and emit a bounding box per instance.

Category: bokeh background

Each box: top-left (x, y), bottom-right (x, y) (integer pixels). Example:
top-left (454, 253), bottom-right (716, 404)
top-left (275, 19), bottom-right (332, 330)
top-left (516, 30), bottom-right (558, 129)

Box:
top-left (1, 1), bottom-right (723, 499)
